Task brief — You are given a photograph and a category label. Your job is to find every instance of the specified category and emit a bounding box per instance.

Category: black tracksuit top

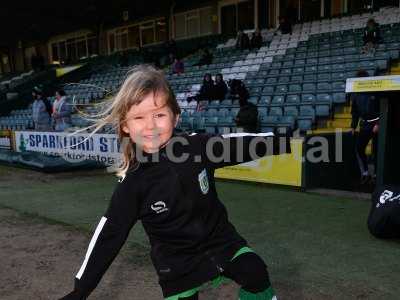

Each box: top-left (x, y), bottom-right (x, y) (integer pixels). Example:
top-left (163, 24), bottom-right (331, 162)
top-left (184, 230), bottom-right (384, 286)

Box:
top-left (72, 132), bottom-right (290, 298)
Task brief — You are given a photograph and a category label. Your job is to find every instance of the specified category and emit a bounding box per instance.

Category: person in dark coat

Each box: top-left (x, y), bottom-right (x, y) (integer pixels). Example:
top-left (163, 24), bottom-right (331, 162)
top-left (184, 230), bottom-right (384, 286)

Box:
top-left (194, 48), bottom-right (213, 66)
top-left (250, 29), bottom-right (263, 49)
top-left (362, 18), bottom-right (381, 54)
top-left (235, 97), bottom-right (258, 133)
top-left (350, 70), bottom-right (380, 184)
top-left (213, 73), bottom-right (228, 100)
top-left (276, 16), bottom-right (292, 35)
top-left (198, 73), bottom-right (214, 101)
top-left (236, 30), bottom-right (250, 50)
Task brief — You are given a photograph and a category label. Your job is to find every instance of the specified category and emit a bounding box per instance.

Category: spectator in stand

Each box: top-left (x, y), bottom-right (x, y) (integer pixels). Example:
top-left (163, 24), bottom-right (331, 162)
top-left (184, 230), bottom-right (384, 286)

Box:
top-left (172, 57), bottom-right (184, 75)
top-left (52, 89), bottom-right (72, 132)
top-left (194, 48), bottom-right (213, 66)
top-left (198, 73), bottom-right (214, 101)
top-left (275, 16), bottom-right (292, 35)
top-left (213, 73), bottom-right (228, 100)
top-left (236, 30), bottom-right (250, 50)
top-left (32, 87), bottom-right (51, 131)
top-left (235, 94), bottom-right (258, 133)
top-left (250, 29), bottom-right (263, 49)
top-left (362, 18), bottom-right (381, 54)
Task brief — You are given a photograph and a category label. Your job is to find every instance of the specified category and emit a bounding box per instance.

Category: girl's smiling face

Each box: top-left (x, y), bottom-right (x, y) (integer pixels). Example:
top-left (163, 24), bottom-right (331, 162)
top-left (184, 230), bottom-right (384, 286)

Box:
top-left (122, 92), bottom-right (179, 153)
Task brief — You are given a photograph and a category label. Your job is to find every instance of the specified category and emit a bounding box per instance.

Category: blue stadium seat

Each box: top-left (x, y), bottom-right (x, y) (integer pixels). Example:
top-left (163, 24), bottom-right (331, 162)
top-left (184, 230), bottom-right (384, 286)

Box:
top-left (260, 115), bottom-right (279, 132)
top-left (208, 100), bottom-right (220, 107)
top-left (230, 107), bottom-right (240, 117)
top-left (333, 92), bottom-right (346, 104)
top-left (277, 116), bottom-right (295, 130)
top-left (217, 116), bottom-right (235, 134)
top-left (204, 109), bottom-right (218, 117)
top-left (258, 107), bottom-right (268, 116)
top-left (272, 95), bottom-right (285, 105)
top-left (248, 96), bottom-right (259, 105)
top-left (217, 108), bottom-right (228, 118)
top-left (303, 74), bottom-right (317, 82)
top-left (265, 77), bottom-right (277, 85)
top-left (332, 81), bottom-right (345, 91)
top-left (316, 93), bottom-right (333, 105)
top-left (284, 106), bottom-right (299, 117)
top-left (280, 68), bottom-right (292, 76)
top-left (293, 67), bottom-right (305, 74)
top-left (262, 86), bottom-right (274, 95)
top-left (269, 106), bottom-right (283, 116)
top-left (298, 118), bottom-right (313, 131)
top-left (315, 105), bottom-right (330, 117)
top-left (305, 65), bottom-right (317, 73)
top-left (290, 75), bottom-right (303, 83)
top-left (317, 82), bottom-right (332, 93)
top-left (220, 99), bottom-right (233, 107)
top-left (275, 85), bottom-right (288, 94)
top-left (278, 76), bottom-right (290, 84)
top-left (259, 96), bottom-right (271, 106)
top-left (204, 117), bottom-right (218, 133)
top-left (302, 94), bottom-right (316, 103)
top-left (286, 94), bottom-right (300, 104)
top-left (306, 58), bottom-right (318, 65)
top-left (300, 105), bottom-right (315, 120)
top-left (303, 83), bottom-right (316, 93)
top-left (318, 73), bottom-right (331, 82)
top-left (289, 84), bottom-right (302, 93)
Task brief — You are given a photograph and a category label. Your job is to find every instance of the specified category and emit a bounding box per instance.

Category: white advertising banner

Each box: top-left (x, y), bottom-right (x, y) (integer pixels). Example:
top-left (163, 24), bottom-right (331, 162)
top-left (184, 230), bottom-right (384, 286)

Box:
top-left (13, 131), bottom-right (121, 165)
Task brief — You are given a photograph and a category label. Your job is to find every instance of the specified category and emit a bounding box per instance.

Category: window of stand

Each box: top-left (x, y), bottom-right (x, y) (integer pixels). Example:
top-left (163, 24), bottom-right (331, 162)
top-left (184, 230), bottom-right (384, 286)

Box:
top-left (108, 18), bottom-right (167, 53)
top-left (174, 7), bottom-right (213, 39)
top-left (50, 34), bottom-right (98, 64)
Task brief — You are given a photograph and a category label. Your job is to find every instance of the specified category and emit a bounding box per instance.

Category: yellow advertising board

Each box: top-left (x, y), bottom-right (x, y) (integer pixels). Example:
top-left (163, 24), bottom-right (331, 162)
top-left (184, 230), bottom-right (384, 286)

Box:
top-left (215, 139), bottom-right (303, 187)
top-left (346, 75), bottom-right (400, 93)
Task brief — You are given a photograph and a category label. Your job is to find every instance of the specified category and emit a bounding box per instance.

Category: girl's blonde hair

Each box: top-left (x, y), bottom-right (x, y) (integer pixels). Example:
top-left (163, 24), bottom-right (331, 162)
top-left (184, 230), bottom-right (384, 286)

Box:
top-left (75, 65), bottom-right (181, 178)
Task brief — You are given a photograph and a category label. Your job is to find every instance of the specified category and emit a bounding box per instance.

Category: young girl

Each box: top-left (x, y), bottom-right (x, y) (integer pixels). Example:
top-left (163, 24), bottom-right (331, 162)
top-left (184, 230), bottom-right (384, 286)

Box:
top-left (60, 65), bottom-right (288, 300)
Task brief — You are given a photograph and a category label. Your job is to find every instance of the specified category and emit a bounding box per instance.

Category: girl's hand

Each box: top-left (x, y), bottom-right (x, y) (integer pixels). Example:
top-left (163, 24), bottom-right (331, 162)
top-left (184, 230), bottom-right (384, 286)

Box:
top-left (59, 290), bottom-right (85, 300)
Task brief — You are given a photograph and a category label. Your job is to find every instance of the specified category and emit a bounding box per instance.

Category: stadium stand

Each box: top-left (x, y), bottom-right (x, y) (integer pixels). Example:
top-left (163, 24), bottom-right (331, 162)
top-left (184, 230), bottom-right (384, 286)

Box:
top-left (1, 6), bottom-right (399, 135)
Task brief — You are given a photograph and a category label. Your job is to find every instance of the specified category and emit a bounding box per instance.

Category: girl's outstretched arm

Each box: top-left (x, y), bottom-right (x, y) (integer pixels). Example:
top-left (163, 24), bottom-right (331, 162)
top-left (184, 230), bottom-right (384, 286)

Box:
top-left (59, 175), bottom-right (140, 300)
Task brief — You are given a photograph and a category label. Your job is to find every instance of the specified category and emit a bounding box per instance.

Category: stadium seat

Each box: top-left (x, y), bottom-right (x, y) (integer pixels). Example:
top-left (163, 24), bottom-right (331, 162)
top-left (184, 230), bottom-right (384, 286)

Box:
top-left (272, 95), bottom-right (285, 105)
top-left (316, 93), bottom-right (333, 105)
top-left (258, 107), bottom-right (268, 116)
top-left (275, 85), bottom-right (288, 94)
top-left (289, 84), bottom-right (302, 93)
top-left (260, 115), bottom-right (279, 132)
top-left (284, 106), bottom-right (299, 117)
top-left (298, 118), bottom-right (313, 131)
top-left (302, 94), bottom-right (316, 103)
top-left (204, 117), bottom-right (218, 133)
top-left (303, 83), bottom-right (316, 93)
top-left (269, 106), bottom-right (283, 116)
top-left (259, 96), bottom-right (271, 106)
top-left (333, 92), bottom-right (346, 104)
top-left (315, 105), bottom-right (330, 117)
top-left (286, 94), bottom-right (300, 104)
top-left (300, 105), bottom-right (316, 120)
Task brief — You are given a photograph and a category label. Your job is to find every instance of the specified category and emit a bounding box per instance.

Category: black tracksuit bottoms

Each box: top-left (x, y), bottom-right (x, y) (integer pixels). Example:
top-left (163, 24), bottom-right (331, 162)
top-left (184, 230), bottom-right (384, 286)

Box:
top-left (181, 251), bottom-right (271, 299)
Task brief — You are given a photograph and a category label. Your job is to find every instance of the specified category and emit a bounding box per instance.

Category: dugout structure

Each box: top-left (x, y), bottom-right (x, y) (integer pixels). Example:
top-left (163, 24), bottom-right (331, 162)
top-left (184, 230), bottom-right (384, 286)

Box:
top-left (346, 75), bottom-right (400, 187)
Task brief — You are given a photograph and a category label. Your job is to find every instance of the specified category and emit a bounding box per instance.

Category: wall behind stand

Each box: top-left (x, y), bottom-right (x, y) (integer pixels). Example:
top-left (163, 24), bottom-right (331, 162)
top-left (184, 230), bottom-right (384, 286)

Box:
top-left (304, 132), bottom-right (361, 191)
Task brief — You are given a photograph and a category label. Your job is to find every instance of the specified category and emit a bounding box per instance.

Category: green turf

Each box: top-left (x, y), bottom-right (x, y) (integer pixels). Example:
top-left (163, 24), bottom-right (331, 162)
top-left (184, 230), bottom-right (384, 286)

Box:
top-left (0, 166), bottom-right (399, 298)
